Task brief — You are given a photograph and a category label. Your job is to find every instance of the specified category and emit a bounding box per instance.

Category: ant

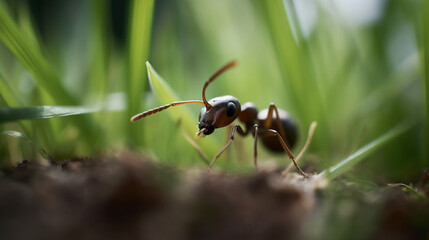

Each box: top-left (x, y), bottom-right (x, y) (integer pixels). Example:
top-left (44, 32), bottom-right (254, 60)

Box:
top-left (131, 61), bottom-right (309, 178)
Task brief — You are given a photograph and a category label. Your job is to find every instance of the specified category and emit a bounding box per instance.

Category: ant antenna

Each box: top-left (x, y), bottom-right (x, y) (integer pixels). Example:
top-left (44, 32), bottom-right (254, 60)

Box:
top-left (202, 61), bottom-right (237, 110)
top-left (130, 100), bottom-right (204, 122)
top-left (130, 61), bottom-right (237, 122)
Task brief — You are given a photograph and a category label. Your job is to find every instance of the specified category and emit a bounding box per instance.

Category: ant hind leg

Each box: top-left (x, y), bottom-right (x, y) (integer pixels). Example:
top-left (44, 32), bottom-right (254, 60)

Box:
top-left (282, 122), bottom-right (317, 176)
top-left (258, 128), bottom-right (308, 178)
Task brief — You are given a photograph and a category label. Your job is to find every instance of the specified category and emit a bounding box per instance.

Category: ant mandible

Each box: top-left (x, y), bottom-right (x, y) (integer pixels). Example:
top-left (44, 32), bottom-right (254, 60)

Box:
top-left (131, 61), bottom-right (308, 178)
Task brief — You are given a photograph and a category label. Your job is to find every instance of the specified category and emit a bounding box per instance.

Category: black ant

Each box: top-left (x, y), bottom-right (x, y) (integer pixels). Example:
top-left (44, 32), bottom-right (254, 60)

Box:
top-left (131, 61), bottom-right (309, 178)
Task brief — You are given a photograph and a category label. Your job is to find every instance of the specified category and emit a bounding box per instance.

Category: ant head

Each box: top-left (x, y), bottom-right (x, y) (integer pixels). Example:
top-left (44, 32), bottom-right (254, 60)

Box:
top-left (196, 61), bottom-right (238, 138)
top-left (196, 96), bottom-right (241, 138)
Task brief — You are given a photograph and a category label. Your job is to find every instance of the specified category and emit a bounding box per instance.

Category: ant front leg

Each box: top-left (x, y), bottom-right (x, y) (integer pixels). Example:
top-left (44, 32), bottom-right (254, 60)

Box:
top-left (256, 128), bottom-right (308, 178)
top-left (209, 124), bottom-right (247, 169)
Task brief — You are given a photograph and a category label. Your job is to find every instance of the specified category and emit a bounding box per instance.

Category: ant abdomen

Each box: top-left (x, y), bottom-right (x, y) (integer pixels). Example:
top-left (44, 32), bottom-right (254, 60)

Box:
top-left (257, 109), bottom-right (298, 152)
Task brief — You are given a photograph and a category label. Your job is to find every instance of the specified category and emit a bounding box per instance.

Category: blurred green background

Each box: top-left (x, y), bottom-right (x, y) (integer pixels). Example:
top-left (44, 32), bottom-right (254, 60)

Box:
top-left (0, 0), bottom-right (426, 182)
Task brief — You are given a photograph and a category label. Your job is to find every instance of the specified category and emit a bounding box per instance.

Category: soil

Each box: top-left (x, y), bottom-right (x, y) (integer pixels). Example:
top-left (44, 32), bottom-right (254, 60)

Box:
top-left (0, 153), bottom-right (428, 240)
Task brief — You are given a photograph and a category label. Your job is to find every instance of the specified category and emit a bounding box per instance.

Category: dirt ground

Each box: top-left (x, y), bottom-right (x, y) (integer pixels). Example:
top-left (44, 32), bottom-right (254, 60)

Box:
top-left (0, 153), bottom-right (428, 240)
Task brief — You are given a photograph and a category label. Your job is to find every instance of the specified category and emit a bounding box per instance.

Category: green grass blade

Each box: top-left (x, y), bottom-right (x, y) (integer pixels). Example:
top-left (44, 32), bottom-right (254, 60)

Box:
top-left (319, 122), bottom-right (413, 181)
top-left (262, 0), bottom-right (328, 156)
top-left (0, 74), bottom-right (36, 139)
top-left (0, 3), bottom-right (75, 105)
top-left (1, 130), bottom-right (39, 163)
top-left (146, 61), bottom-right (197, 134)
top-left (126, 0), bottom-right (155, 144)
top-left (0, 106), bottom-right (100, 123)
top-left (2, 130), bottom-right (33, 143)
top-left (262, 0), bottom-right (311, 119)
top-left (17, 4), bottom-right (40, 52)
top-left (89, 0), bottom-right (108, 98)
top-left (146, 61), bottom-right (219, 157)
top-left (0, 74), bottom-right (19, 107)
top-left (0, 93), bottom-right (125, 123)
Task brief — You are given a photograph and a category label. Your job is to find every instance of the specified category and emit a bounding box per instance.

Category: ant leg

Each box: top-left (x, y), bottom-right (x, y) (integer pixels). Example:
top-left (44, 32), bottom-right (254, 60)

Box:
top-left (223, 125), bottom-right (234, 162)
top-left (177, 120), bottom-right (209, 165)
top-left (282, 122), bottom-right (317, 176)
top-left (209, 124), bottom-right (246, 169)
top-left (259, 129), bottom-right (308, 178)
top-left (264, 103), bottom-right (291, 148)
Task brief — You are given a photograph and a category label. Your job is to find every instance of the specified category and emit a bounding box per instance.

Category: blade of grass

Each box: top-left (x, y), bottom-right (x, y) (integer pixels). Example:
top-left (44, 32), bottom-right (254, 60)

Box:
top-left (261, 0), bottom-right (329, 157)
top-left (17, 4), bottom-right (40, 53)
top-left (89, 0), bottom-right (108, 99)
top-left (0, 93), bottom-right (125, 123)
top-left (145, 61), bottom-right (219, 158)
top-left (319, 121), bottom-right (413, 181)
top-left (2, 129), bottom-right (43, 165)
top-left (0, 75), bottom-right (31, 129)
top-left (0, 3), bottom-right (75, 105)
top-left (0, 74), bottom-right (38, 142)
top-left (0, 3), bottom-right (75, 156)
top-left (2, 130), bottom-right (33, 143)
top-left (262, 0), bottom-right (314, 120)
top-left (0, 3), bottom-right (115, 154)
top-left (0, 106), bottom-right (101, 123)
top-left (0, 74), bottom-right (20, 107)
top-left (126, 0), bottom-right (155, 145)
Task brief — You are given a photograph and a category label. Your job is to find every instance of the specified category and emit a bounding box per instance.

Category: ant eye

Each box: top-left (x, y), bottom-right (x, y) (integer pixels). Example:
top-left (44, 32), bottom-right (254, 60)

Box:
top-left (226, 102), bottom-right (236, 117)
